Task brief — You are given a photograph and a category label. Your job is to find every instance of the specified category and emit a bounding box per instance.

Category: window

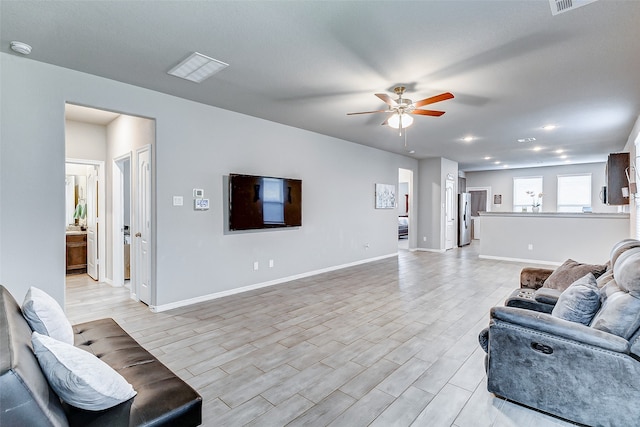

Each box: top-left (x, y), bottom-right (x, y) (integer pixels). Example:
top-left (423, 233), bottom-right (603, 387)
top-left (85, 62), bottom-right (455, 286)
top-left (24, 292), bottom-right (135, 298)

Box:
top-left (557, 174), bottom-right (591, 213)
top-left (262, 178), bottom-right (284, 224)
top-left (513, 176), bottom-right (543, 212)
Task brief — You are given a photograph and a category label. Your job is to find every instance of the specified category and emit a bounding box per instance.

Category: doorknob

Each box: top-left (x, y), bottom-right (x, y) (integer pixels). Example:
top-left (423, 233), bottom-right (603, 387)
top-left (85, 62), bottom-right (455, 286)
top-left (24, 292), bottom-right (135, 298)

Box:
top-left (135, 232), bottom-right (142, 237)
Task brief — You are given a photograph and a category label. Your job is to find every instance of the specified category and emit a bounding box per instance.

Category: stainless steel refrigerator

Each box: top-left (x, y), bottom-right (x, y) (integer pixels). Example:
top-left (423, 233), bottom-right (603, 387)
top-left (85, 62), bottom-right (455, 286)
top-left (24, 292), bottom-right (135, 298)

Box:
top-left (458, 193), bottom-right (471, 246)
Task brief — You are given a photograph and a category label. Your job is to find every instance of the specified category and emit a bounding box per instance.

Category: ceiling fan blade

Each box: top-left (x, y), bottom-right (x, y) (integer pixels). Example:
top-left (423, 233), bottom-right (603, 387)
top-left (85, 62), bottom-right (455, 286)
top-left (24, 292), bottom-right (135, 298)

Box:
top-left (347, 110), bottom-right (388, 115)
top-left (413, 92), bottom-right (454, 108)
top-left (411, 109), bottom-right (446, 117)
top-left (375, 93), bottom-right (397, 106)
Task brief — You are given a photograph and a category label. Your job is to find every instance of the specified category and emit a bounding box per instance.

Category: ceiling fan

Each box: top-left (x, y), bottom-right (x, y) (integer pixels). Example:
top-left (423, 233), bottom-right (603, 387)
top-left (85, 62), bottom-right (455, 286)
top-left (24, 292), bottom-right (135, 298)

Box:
top-left (347, 86), bottom-right (454, 135)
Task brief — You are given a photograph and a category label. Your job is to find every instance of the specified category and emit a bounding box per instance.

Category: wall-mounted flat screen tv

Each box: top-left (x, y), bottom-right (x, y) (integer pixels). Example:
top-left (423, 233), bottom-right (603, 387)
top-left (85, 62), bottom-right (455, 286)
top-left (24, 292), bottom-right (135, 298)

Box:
top-left (229, 174), bottom-right (302, 231)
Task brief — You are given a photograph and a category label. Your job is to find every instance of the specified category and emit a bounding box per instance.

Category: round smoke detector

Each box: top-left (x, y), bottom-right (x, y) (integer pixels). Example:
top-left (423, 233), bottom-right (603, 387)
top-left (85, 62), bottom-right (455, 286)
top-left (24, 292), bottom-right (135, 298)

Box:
top-left (10, 41), bottom-right (32, 55)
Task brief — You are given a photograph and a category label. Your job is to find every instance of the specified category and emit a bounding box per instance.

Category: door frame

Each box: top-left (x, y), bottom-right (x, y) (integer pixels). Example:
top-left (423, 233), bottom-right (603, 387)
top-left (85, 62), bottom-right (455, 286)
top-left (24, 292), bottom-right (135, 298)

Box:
top-left (112, 153), bottom-right (132, 290)
top-left (65, 158), bottom-right (106, 282)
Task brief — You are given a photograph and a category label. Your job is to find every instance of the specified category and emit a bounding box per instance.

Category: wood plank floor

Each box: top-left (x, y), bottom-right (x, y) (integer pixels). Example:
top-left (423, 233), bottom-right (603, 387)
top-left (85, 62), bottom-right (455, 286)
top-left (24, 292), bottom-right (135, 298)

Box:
top-left (65, 243), bottom-right (578, 427)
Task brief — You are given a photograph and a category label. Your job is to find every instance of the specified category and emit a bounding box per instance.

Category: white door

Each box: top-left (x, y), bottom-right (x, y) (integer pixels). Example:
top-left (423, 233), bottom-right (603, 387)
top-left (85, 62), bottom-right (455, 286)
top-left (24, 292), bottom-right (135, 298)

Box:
top-left (136, 146), bottom-right (152, 305)
top-left (86, 165), bottom-right (98, 280)
top-left (445, 179), bottom-right (455, 249)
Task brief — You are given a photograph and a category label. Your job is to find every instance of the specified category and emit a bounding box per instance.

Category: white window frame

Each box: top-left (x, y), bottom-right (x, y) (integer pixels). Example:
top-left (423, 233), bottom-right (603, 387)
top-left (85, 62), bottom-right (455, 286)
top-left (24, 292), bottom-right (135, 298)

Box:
top-left (557, 173), bottom-right (592, 213)
top-left (513, 176), bottom-right (543, 212)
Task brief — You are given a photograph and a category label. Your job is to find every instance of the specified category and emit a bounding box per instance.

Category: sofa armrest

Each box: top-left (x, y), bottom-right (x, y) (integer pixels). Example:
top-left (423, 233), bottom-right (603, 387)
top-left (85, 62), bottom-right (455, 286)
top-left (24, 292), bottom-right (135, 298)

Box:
top-left (520, 267), bottom-right (554, 289)
top-left (490, 306), bottom-right (629, 353)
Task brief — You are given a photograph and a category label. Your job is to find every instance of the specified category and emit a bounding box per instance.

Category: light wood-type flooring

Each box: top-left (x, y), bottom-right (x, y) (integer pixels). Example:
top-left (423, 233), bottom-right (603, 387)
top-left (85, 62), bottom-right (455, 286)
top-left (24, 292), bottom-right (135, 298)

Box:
top-left (65, 243), bottom-right (579, 426)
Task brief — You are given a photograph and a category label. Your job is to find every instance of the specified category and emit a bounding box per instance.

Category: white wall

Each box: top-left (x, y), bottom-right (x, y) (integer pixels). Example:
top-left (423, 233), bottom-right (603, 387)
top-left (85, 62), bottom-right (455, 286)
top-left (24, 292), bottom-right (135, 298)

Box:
top-left (0, 53), bottom-right (417, 306)
top-left (466, 163), bottom-right (620, 214)
top-left (65, 120), bottom-right (107, 161)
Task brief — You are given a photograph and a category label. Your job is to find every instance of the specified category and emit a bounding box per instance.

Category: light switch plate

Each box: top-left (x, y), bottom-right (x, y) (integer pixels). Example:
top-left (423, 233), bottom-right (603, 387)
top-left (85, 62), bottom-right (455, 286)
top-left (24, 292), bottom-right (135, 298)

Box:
top-left (173, 196), bottom-right (183, 206)
top-left (193, 188), bottom-right (204, 198)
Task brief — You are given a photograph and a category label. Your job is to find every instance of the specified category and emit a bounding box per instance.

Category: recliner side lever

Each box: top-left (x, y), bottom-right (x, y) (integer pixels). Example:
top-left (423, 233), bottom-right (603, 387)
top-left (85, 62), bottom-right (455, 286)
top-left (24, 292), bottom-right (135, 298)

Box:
top-left (531, 342), bottom-right (554, 354)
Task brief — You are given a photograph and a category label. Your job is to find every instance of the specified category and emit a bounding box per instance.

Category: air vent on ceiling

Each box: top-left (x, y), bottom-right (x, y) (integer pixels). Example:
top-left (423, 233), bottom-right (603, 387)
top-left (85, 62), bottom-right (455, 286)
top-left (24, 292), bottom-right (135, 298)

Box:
top-left (549, 0), bottom-right (598, 16)
top-left (168, 52), bottom-right (228, 83)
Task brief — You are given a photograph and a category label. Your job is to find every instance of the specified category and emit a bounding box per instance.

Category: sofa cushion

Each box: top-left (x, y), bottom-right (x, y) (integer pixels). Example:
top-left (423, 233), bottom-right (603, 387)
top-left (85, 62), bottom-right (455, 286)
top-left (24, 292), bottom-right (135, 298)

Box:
top-left (22, 286), bottom-right (74, 345)
top-left (613, 247), bottom-right (640, 297)
top-left (31, 331), bottom-right (136, 411)
top-left (551, 274), bottom-right (601, 325)
top-left (590, 292), bottom-right (640, 339)
top-left (542, 259), bottom-right (607, 292)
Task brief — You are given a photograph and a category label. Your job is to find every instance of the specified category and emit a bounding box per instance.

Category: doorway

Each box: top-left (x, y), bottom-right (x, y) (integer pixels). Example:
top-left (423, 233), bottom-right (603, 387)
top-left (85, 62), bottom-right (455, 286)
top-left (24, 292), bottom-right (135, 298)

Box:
top-left (444, 178), bottom-right (456, 249)
top-left (65, 160), bottom-right (105, 282)
top-left (113, 154), bottom-right (131, 290)
top-left (65, 103), bottom-right (155, 309)
top-left (398, 168), bottom-right (413, 250)
top-left (468, 186), bottom-right (491, 240)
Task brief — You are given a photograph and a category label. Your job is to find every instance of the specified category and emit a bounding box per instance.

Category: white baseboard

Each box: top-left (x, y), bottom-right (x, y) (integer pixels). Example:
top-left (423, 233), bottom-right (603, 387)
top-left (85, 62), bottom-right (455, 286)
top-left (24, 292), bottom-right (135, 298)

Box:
top-left (415, 247), bottom-right (446, 253)
top-left (479, 254), bottom-right (562, 266)
top-left (151, 253), bottom-right (398, 313)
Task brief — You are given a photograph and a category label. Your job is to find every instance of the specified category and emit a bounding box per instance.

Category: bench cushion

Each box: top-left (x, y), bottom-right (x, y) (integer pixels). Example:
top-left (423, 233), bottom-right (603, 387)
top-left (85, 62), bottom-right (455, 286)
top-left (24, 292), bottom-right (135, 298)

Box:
top-left (72, 318), bottom-right (202, 427)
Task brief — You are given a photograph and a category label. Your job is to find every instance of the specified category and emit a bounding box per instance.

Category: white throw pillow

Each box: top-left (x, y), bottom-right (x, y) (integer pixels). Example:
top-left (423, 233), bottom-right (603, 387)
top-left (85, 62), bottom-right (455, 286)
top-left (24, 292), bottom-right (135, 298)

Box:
top-left (22, 286), bottom-right (74, 345)
top-left (31, 332), bottom-right (137, 411)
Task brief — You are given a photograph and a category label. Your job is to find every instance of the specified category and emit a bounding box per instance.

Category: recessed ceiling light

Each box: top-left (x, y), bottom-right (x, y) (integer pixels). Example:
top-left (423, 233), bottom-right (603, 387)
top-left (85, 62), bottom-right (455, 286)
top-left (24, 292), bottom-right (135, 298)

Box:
top-left (560, 155), bottom-right (568, 159)
top-left (565, 160), bottom-right (572, 164)
top-left (533, 146), bottom-right (542, 151)
top-left (517, 137), bottom-right (536, 143)
top-left (542, 125), bottom-right (557, 130)
top-left (503, 164), bottom-right (509, 168)
top-left (408, 150), bottom-right (416, 154)
top-left (494, 161), bottom-right (501, 165)
top-left (10, 41), bottom-right (32, 55)
top-left (484, 156), bottom-right (492, 160)
top-left (168, 52), bottom-right (228, 83)
top-left (463, 136), bottom-right (474, 142)
top-left (555, 149), bottom-right (564, 154)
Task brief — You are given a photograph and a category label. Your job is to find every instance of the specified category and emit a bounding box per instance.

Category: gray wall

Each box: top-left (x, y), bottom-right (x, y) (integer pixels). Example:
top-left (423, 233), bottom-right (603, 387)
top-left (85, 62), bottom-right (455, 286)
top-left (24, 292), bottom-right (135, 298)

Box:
top-left (0, 52), bottom-right (418, 306)
top-left (466, 162), bottom-right (620, 214)
top-left (417, 157), bottom-right (458, 251)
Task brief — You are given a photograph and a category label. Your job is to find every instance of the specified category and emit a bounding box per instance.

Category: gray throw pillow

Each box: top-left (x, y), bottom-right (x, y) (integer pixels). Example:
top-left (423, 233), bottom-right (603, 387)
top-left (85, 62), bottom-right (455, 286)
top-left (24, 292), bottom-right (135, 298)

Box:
top-left (22, 286), bottom-right (74, 345)
top-left (31, 332), bottom-right (137, 411)
top-left (543, 259), bottom-right (607, 292)
top-left (551, 273), bottom-right (601, 325)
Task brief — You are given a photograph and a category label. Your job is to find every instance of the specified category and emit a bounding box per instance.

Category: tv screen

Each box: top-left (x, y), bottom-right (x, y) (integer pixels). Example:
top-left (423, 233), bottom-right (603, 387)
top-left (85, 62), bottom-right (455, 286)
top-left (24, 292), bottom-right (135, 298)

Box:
top-left (229, 174), bottom-right (302, 231)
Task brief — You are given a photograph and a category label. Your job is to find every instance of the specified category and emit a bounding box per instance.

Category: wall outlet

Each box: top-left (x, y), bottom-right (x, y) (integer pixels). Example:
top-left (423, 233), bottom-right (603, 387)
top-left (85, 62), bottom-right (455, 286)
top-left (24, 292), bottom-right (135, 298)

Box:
top-left (423, 236), bottom-right (427, 242)
top-left (528, 244), bottom-right (533, 251)
top-left (253, 261), bottom-right (259, 271)
top-left (269, 259), bottom-right (274, 268)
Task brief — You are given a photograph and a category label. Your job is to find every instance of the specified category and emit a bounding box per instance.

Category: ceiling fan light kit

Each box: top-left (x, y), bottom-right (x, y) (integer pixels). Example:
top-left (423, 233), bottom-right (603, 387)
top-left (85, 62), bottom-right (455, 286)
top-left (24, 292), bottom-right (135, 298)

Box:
top-left (347, 86), bottom-right (454, 135)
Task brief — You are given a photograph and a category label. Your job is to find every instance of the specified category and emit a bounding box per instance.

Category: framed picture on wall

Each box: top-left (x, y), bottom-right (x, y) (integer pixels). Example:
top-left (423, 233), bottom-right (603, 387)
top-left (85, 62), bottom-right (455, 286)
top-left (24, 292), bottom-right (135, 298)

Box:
top-left (375, 183), bottom-right (396, 209)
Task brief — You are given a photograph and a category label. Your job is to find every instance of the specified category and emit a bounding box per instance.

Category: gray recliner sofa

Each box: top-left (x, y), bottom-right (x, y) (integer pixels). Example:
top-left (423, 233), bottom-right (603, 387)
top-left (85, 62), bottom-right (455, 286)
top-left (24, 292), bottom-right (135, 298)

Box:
top-left (480, 239), bottom-right (640, 426)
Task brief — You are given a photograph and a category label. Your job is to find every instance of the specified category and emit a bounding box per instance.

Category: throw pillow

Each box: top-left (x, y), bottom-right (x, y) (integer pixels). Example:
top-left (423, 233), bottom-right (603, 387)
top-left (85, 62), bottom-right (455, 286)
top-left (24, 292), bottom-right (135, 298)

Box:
top-left (31, 332), bottom-right (136, 411)
top-left (590, 292), bottom-right (640, 339)
top-left (551, 273), bottom-right (601, 325)
top-left (22, 286), bottom-right (74, 345)
top-left (543, 259), bottom-right (607, 292)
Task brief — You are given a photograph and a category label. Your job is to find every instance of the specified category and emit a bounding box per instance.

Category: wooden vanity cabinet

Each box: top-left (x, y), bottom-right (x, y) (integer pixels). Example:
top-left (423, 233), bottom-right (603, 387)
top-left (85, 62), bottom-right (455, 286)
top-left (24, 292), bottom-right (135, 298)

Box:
top-left (66, 233), bottom-right (87, 274)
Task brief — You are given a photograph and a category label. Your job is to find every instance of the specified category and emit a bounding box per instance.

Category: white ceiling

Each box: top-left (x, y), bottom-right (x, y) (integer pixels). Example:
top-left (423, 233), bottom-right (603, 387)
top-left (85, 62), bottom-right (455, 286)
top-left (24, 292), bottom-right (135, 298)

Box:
top-left (2, 1), bottom-right (639, 171)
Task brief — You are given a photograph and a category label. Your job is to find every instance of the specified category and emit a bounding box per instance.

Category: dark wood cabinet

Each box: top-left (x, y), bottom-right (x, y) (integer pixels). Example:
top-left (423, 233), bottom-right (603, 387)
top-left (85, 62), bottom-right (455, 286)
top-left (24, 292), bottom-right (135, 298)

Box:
top-left (66, 233), bottom-right (87, 274)
top-left (605, 152), bottom-right (630, 205)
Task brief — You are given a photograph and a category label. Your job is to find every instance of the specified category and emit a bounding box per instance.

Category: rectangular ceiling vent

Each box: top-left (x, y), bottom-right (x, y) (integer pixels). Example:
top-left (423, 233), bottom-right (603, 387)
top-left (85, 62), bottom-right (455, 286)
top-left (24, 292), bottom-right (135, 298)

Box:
top-left (168, 52), bottom-right (228, 83)
top-left (549, 0), bottom-right (598, 15)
